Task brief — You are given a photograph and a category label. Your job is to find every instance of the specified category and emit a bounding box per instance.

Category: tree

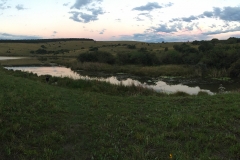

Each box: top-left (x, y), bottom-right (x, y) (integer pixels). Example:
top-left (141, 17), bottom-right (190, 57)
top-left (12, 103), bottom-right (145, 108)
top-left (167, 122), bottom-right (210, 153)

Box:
top-left (198, 42), bottom-right (214, 52)
top-left (211, 38), bottom-right (219, 45)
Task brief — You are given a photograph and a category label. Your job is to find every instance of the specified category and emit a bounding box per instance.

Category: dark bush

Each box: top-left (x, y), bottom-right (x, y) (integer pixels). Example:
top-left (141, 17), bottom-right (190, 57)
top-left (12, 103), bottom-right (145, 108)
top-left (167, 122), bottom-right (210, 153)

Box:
top-left (116, 52), bottom-right (132, 65)
top-left (116, 52), bottom-right (158, 65)
top-left (127, 45), bottom-right (136, 49)
top-left (198, 42), bottom-right (214, 52)
top-left (229, 59), bottom-right (240, 77)
top-left (41, 45), bottom-right (46, 48)
top-left (78, 52), bottom-right (98, 63)
top-left (89, 47), bottom-right (98, 51)
top-left (139, 47), bottom-right (147, 52)
top-left (78, 51), bottom-right (115, 64)
top-left (36, 49), bottom-right (47, 54)
top-left (173, 43), bottom-right (198, 53)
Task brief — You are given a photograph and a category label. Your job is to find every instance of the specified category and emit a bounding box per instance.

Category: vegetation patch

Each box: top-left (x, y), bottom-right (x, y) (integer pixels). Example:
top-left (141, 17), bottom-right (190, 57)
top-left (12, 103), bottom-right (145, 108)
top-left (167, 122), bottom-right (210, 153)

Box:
top-left (1, 65), bottom-right (240, 159)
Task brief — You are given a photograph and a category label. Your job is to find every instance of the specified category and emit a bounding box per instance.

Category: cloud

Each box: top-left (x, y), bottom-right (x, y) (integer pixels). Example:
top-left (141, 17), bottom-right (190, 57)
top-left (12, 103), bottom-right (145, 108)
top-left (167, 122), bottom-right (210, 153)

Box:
top-left (133, 33), bottom-right (165, 42)
top-left (132, 2), bottom-right (163, 11)
top-left (118, 31), bottom-right (211, 42)
top-left (69, 0), bottom-right (104, 23)
top-left (165, 2), bottom-right (174, 7)
top-left (51, 31), bottom-right (58, 37)
top-left (16, 4), bottom-right (27, 10)
top-left (99, 29), bottom-right (106, 34)
top-left (138, 12), bottom-right (153, 21)
top-left (213, 6), bottom-right (240, 21)
top-left (202, 11), bottom-right (213, 17)
top-left (69, 8), bottom-right (104, 23)
top-left (135, 17), bottom-right (144, 21)
top-left (152, 23), bottom-right (183, 33)
top-left (202, 26), bottom-right (240, 35)
top-left (0, 33), bottom-right (42, 39)
top-left (63, 2), bottom-right (70, 6)
top-left (133, 2), bottom-right (173, 21)
top-left (0, 0), bottom-right (11, 10)
top-left (71, 0), bottom-right (102, 9)
top-left (171, 6), bottom-right (240, 22)
top-left (118, 32), bottom-right (166, 42)
top-left (182, 15), bottom-right (199, 22)
top-left (184, 22), bottom-right (200, 31)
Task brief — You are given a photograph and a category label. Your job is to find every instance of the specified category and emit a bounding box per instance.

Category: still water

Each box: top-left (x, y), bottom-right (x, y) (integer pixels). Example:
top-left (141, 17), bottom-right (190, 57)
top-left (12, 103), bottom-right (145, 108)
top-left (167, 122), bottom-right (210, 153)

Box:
top-left (0, 56), bottom-right (26, 60)
top-left (5, 66), bottom-right (240, 95)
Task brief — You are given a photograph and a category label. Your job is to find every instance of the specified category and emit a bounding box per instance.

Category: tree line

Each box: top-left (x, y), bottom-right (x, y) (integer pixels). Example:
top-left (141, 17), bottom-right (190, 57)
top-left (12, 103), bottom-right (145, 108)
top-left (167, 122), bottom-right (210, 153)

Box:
top-left (0, 38), bottom-right (94, 43)
top-left (77, 37), bottom-right (240, 77)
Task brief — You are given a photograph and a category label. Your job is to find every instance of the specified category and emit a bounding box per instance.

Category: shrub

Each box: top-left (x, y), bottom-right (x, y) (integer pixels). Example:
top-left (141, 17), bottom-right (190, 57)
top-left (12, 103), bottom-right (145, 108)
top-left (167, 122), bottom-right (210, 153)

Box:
top-left (127, 45), bottom-right (136, 49)
top-left (229, 59), bottom-right (240, 77)
top-left (116, 52), bottom-right (159, 65)
top-left (78, 51), bottom-right (115, 64)
top-left (89, 47), bottom-right (98, 51)
top-left (41, 45), bottom-right (46, 48)
top-left (36, 49), bottom-right (47, 54)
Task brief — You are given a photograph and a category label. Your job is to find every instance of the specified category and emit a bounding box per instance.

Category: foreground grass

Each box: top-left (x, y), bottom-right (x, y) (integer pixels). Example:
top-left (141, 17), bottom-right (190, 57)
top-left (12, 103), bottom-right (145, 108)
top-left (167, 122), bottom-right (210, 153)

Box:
top-left (1, 67), bottom-right (240, 159)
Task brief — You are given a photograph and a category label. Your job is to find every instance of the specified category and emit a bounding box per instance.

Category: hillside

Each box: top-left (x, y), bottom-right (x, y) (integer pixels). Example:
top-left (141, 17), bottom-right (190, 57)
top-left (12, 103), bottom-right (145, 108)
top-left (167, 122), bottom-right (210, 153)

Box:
top-left (1, 67), bottom-right (240, 159)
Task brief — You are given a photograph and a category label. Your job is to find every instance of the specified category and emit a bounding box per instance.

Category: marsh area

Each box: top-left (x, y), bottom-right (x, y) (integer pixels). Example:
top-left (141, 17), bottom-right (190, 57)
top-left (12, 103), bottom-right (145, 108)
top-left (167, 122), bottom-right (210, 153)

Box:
top-left (5, 65), bottom-right (240, 95)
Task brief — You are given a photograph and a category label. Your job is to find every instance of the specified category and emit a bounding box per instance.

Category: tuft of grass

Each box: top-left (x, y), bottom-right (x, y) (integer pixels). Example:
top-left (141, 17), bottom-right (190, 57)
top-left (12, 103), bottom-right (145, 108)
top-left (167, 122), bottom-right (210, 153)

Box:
top-left (197, 91), bottom-right (210, 96)
top-left (171, 91), bottom-right (190, 96)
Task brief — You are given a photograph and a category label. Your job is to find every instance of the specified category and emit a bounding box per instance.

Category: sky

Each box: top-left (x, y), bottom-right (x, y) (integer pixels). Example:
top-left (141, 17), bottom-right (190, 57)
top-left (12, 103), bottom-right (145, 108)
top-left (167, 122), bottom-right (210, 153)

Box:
top-left (1, 0), bottom-right (240, 42)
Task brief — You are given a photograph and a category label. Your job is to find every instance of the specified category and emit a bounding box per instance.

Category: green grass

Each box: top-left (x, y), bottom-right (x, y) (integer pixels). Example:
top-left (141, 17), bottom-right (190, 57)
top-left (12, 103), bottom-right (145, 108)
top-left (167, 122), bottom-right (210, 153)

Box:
top-left (0, 41), bottom-right (190, 57)
top-left (1, 40), bottom-right (233, 78)
top-left (1, 67), bottom-right (240, 159)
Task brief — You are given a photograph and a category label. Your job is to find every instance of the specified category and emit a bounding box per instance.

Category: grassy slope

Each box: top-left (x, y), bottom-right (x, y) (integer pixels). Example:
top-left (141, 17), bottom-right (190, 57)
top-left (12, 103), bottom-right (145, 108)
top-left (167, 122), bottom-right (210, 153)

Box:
top-left (1, 68), bottom-right (240, 159)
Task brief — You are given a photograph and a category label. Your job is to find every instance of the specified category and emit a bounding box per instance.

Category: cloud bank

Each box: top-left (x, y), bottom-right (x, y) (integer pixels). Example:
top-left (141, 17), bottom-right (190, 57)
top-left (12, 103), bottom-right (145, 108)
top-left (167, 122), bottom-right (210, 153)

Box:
top-left (172, 6), bottom-right (240, 22)
top-left (0, 33), bottom-right (42, 39)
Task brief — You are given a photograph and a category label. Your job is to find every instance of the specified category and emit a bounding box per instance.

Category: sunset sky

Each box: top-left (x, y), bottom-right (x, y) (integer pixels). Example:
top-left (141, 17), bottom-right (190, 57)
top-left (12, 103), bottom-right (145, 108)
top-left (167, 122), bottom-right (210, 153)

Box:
top-left (1, 0), bottom-right (240, 42)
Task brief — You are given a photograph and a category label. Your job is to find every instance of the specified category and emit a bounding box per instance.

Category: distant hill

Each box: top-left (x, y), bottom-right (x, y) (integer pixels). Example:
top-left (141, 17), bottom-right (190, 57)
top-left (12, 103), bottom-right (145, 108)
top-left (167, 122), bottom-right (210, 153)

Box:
top-left (0, 38), bottom-right (94, 43)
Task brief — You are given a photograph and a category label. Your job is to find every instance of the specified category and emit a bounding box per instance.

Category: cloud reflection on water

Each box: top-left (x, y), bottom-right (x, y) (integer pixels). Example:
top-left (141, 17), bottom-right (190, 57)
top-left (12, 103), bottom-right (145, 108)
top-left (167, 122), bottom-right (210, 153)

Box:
top-left (5, 66), bottom-right (214, 95)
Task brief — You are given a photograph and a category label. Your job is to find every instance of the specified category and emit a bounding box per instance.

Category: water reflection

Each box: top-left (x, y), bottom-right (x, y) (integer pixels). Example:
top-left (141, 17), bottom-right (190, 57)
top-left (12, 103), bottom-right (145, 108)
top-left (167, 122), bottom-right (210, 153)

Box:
top-left (5, 66), bottom-right (216, 95)
top-left (0, 56), bottom-right (26, 60)
top-left (5, 66), bottom-right (81, 79)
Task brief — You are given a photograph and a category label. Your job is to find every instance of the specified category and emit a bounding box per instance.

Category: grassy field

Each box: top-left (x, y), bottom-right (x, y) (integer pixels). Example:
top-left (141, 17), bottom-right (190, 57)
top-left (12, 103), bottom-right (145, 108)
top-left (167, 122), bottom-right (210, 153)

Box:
top-left (0, 41), bottom-right (184, 57)
top-left (1, 66), bottom-right (240, 159)
top-left (1, 40), bottom-right (234, 78)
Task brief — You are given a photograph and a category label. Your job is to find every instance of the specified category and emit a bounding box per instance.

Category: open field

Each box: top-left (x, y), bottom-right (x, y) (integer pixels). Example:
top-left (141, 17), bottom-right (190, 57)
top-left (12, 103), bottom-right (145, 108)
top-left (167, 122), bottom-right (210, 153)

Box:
top-left (1, 39), bottom-right (240, 159)
top-left (1, 66), bottom-right (240, 159)
top-left (0, 40), bottom-right (203, 78)
top-left (1, 39), bottom-right (240, 79)
top-left (0, 40), bottom-right (184, 56)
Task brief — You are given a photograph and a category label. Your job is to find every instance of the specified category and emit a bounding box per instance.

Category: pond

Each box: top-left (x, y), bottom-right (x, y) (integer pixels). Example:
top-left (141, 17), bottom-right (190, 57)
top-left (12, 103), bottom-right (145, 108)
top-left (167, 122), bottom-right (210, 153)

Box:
top-left (5, 66), bottom-right (240, 95)
top-left (0, 56), bottom-right (26, 60)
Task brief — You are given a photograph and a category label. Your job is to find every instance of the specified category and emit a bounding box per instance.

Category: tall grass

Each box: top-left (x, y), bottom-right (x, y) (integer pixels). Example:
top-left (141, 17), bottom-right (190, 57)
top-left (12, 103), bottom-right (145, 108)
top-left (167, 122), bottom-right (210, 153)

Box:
top-left (207, 68), bottom-right (228, 78)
